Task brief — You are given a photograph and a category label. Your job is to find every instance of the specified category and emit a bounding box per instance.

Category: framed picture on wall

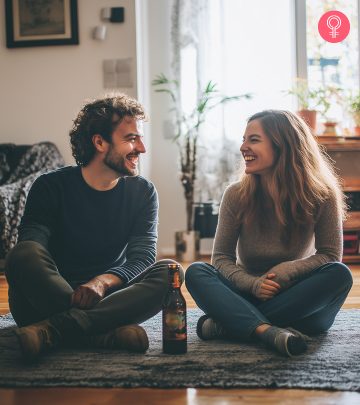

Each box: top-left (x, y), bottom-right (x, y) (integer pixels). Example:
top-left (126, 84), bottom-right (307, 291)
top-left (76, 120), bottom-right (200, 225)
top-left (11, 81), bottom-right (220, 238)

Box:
top-left (5, 0), bottom-right (79, 48)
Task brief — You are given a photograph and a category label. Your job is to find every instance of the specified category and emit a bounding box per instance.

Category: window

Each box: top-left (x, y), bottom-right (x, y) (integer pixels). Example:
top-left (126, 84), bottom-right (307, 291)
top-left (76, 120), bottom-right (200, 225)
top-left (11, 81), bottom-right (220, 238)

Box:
top-left (179, 0), bottom-right (295, 143)
top-left (306, 0), bottom-right (358, 91)
top-left (176, 0), bottom-right (296, 201)
top-left (305, 0), bottom-right (359, 125)
top-left (221, 0), bottom-right (295, 140)
top-left (173, 0), bottom-right (360, 200)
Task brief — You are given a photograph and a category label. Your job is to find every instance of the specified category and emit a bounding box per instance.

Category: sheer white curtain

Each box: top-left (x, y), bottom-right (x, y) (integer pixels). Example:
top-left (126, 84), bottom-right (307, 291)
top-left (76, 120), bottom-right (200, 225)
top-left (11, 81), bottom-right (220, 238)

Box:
top-left (171, 0), bottom-right (296, 201)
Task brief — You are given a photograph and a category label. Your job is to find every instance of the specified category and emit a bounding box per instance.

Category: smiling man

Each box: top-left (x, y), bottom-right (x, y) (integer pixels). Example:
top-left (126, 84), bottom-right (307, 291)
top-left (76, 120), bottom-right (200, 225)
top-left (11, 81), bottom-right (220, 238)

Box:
top-left (5, 94), bottom-right (180, 362)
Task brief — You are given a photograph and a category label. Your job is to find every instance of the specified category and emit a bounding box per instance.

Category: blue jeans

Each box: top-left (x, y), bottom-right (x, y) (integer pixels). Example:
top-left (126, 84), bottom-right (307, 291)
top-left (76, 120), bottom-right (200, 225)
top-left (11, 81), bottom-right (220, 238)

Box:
top-left (185, 261), bottom-right (353, 339)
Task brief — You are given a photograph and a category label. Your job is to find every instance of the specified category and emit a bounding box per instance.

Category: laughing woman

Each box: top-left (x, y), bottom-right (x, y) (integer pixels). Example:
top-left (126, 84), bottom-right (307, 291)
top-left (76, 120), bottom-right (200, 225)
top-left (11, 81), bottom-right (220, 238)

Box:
top-left (185, 110), bottom-right (353, 357)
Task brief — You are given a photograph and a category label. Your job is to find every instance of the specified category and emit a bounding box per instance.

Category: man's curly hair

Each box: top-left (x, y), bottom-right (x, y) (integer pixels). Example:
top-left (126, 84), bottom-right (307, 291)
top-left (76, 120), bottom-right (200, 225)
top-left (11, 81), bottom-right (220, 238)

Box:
top-left (69, 94), bottom-right (146, 166)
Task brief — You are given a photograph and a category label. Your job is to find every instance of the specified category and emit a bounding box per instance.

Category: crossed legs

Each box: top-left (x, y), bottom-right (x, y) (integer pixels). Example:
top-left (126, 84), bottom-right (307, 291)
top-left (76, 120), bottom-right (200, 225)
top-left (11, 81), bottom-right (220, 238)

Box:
top-left (185, 261), bottom-right (353, 339)
top-left (5, 241), bottom-right (180, 334)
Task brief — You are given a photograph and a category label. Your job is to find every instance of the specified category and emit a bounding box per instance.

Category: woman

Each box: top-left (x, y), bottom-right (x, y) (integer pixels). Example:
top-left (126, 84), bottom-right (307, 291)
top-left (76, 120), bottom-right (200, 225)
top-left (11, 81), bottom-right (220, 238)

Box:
top-left (185, 110), bottom-right (353, 357)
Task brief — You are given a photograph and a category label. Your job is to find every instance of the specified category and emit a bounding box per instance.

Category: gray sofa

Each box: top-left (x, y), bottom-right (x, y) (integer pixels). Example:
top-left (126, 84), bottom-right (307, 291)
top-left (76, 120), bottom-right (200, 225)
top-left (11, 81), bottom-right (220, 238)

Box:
top-left (0, 142), bottom-right (65, 267)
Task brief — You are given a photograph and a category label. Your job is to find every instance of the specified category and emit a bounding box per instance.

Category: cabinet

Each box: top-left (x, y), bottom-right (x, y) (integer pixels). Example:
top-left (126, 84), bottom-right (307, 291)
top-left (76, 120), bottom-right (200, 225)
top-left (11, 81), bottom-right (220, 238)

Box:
top-left (316, 136), bottom-right (360, 263)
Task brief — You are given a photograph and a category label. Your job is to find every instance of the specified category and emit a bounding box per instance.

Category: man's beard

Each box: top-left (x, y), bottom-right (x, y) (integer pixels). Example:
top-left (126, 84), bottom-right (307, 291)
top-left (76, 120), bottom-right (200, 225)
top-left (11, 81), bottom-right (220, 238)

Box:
top-left (104, 148), bottom-right (138, 176)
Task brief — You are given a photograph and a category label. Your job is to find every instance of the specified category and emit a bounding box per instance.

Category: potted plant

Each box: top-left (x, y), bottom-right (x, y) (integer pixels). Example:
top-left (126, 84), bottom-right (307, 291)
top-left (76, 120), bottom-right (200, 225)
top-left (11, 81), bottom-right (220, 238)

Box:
top-left (348, 93), bottom-right (360, 136)
top-left (315, 85), bottom-right (343, 136)
top-left (287, 80), bottom-right (343, 135)
top-left (152, 73), bottom-right (250, 261)
top-left (286, 78), bottom-right (319, 133)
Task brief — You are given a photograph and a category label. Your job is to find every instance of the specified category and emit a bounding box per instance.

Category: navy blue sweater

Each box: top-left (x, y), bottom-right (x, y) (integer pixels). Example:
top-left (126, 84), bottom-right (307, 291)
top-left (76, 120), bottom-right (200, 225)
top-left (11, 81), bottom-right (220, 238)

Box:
top-left (18, 166), bottom-right (158, 285)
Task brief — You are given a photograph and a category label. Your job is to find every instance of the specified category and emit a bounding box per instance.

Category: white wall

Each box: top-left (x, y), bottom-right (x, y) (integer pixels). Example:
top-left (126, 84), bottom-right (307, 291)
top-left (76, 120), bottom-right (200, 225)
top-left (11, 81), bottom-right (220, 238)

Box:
top-left (0, 0), bottom-right (192, 256)
top-left (145, 0), bottom-right (188, 255)
top-left (0, 0), bottom-right (138, 165)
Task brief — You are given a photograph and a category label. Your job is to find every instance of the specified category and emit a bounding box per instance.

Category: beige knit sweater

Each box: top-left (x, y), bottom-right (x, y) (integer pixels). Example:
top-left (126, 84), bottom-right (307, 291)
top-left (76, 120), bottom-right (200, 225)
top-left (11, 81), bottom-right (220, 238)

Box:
top-left (211, 182), bottom-right (343, 295)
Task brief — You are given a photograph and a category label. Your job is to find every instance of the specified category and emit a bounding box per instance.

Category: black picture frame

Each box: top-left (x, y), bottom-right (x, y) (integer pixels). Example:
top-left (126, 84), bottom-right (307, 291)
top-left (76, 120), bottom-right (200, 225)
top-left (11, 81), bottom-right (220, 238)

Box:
top-left (5, 0), bottom-right (79, 48)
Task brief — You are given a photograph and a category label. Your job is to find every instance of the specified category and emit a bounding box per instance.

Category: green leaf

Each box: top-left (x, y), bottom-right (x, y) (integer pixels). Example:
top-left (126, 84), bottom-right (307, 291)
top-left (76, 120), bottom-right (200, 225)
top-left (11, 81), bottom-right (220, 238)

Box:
top-left (197, 98), bottom-right (210, 113)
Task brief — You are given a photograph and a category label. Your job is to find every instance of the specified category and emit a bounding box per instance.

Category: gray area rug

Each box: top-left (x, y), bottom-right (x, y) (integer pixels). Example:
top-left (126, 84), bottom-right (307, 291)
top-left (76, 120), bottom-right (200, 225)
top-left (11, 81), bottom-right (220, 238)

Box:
top-left (0, 309), bottom-right (360, 390)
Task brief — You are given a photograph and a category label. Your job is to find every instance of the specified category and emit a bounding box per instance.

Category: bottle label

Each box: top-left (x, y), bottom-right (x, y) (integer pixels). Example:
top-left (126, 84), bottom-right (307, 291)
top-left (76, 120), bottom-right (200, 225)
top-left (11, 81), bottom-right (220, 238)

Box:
top-left (163, 310), bottom-right (186, 340)
top-left (168, 269), bottom-right (181, 288)
top-left (171, 272), bottom-right (181, 288)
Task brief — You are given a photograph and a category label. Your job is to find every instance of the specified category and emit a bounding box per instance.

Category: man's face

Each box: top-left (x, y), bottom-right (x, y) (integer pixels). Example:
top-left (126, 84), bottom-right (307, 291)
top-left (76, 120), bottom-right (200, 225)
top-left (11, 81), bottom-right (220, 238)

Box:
top-left (103, 116), bottom-right (145, 176)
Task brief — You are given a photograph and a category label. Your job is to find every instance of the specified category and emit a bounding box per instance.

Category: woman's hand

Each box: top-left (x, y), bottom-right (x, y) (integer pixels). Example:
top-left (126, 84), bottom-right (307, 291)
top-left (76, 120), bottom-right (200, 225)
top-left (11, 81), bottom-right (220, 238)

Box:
top-left (254, 273), bottom-right (281, 301)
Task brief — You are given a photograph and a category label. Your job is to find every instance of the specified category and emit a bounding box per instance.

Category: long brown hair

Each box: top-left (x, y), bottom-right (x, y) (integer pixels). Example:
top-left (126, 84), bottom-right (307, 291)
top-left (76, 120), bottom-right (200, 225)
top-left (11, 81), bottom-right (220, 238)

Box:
top-left (237, 110), bottom-right (347, 241)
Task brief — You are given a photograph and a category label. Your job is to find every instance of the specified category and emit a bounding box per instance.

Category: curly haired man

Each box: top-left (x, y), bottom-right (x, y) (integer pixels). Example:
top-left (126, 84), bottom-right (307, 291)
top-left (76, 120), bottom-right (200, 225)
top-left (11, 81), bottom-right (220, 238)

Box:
top-left (5, 94), bottom-right (181, 362)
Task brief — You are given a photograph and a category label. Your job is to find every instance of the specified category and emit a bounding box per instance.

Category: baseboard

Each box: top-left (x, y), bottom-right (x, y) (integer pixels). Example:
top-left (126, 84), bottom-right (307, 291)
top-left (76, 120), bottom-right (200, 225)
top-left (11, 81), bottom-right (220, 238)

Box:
top-left (159, 238), bottom-right (213, 258)
top-left (158, 248), bottom-right (176, 257)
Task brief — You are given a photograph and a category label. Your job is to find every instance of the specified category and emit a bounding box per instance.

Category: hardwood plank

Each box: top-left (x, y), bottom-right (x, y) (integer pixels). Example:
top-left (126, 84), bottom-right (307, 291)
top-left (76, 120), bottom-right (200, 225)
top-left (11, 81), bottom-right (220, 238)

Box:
top-left (0, 387), bottom-right (359, 405)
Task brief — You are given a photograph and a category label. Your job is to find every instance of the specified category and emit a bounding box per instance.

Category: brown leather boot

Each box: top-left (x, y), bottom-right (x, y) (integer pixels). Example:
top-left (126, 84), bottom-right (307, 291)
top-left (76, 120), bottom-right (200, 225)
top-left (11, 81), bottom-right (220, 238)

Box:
top-left (87, 324), bottom-right (149, 353)
top-left (14, 319), bottom-right (62, 363)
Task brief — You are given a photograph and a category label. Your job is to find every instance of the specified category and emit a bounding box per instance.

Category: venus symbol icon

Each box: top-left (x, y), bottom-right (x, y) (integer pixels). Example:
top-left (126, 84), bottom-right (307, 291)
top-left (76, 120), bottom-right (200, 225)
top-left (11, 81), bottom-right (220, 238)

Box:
top-left (318, 10), bottom-right (350, 43)
top-left (327, 15), bottom-right (342, 38)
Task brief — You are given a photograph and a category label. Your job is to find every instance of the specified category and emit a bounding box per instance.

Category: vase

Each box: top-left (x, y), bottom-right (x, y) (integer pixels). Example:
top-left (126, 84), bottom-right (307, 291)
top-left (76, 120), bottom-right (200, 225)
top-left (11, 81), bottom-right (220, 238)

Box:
top-left (194, 202), bottom-right (219, 238)
top-left (175, 230), bottom-right (200, 262)
top-left (322, 122), bottom-right (337, 136)
top-left (354, 126), bottom-right (360, 136)
top-left (297, 110), bottom-right (317, 133)
top-left (352, 112), bottom-right (360, 127)
top-left (352, 112), bottom-right (360, 135)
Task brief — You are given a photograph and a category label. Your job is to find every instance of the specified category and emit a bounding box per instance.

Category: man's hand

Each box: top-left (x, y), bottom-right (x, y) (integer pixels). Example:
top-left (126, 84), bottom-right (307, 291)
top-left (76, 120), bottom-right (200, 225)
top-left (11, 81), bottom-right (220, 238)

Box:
top-left (254, 273), bottom-right (281, 301)
top-left (71, 274), bottom-right (123, 309)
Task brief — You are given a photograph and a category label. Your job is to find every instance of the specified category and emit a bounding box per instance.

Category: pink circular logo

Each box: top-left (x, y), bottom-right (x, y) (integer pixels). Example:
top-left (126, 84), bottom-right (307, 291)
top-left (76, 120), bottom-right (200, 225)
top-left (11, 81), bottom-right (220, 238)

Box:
top-left (318, 11), bottom-right (350, 43)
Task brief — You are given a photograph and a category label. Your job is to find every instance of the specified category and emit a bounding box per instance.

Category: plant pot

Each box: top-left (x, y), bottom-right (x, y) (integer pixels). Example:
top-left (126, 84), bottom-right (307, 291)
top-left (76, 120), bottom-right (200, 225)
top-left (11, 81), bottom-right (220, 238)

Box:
top-left (354, 126), bottom-right (360, 136)
top-left (194, 202), bottom-right (219, 238)
top-left (297, 110), bottom-right (317, 133)
top-left (175, 230), bottom-right (200, 262)
top-left (322, 121), bottom-right (337, 136)
top-left (352, 112), bottom-right (360, 127)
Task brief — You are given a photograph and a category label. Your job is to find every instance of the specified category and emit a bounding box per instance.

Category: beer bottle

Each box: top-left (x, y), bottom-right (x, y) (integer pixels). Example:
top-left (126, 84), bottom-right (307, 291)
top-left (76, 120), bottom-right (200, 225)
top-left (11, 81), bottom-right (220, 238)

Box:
top-left (162, 263), bottom-right (187, 354)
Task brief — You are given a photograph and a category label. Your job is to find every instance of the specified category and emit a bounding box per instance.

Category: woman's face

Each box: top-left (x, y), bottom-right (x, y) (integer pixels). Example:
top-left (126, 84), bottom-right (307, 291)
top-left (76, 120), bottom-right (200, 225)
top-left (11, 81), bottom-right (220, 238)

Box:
top-left (240, 119), bottom-right (276, 176)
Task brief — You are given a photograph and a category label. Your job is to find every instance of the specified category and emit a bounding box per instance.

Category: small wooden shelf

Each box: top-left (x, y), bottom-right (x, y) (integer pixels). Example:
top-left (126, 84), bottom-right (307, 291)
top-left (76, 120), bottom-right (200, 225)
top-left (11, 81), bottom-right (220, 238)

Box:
top-left (343, 179), bottom-right (360, 192)
top-left (343, 254), bottom-right (360, 264)
top-left (316, 136), bottom-right (360, 151)
top-left (344, 212), bottom-right (360, 231)
top-left (315, 136), bottom-right (360, 263)
top-left (343, 213), bottom-right (360, 264)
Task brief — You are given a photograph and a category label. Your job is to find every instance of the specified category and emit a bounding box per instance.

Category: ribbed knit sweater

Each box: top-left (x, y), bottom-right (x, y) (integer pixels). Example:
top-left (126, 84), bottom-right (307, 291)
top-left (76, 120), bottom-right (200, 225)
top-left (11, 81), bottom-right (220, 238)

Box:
top-left (212, 182), bottom-right (343, 295)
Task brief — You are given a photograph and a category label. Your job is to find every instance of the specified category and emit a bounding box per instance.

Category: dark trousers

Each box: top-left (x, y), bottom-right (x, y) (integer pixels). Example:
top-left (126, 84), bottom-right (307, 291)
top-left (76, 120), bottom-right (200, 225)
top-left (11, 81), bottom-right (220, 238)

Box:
top-left (5, 241), bottom-right (181, 334)
top-left (185, 261), bottom-right (353, 339)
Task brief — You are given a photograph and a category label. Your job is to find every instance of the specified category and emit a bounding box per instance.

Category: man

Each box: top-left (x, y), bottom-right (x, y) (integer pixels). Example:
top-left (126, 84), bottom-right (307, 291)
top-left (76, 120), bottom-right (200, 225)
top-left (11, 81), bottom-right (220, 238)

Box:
top-left (5, 94), bottom-right (180, 362)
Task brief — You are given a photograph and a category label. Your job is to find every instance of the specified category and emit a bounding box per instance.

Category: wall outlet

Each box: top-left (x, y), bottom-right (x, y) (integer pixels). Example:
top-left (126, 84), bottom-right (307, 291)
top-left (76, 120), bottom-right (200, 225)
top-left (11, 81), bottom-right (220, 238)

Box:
top-left (103, 58), bottom-right (133, 88)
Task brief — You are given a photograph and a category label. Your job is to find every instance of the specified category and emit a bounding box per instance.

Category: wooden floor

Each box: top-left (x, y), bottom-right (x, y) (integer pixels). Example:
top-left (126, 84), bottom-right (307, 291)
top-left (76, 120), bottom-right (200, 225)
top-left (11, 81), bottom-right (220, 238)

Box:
top-left (1, 262), bottom-right (360, 405)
